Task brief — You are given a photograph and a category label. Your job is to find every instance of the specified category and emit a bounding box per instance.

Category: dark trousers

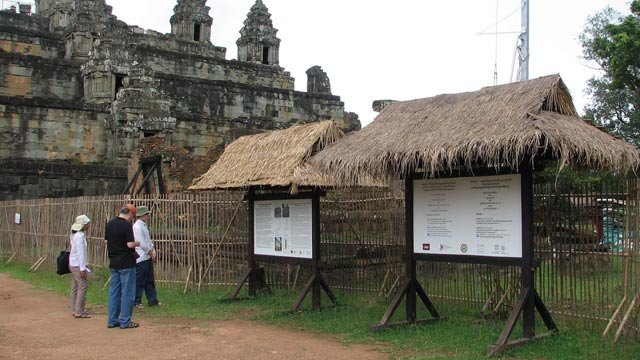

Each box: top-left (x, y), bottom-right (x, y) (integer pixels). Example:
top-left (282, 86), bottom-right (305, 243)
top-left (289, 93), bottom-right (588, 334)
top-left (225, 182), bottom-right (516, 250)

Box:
top-left (134, 259), bottom-right (158, 305)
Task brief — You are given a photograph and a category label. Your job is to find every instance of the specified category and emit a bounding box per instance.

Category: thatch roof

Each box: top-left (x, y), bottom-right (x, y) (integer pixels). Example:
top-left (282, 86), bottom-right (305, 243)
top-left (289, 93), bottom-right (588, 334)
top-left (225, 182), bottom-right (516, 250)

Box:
top-left (311, 75), bottom-right (639, 185)
top-left (189, 120), bottom-right (343, 191)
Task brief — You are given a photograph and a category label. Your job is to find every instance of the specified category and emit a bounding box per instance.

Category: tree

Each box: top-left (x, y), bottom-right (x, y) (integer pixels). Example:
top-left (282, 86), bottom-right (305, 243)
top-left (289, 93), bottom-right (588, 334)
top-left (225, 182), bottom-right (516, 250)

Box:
top-left (580, 1), bottom-right (640, 145)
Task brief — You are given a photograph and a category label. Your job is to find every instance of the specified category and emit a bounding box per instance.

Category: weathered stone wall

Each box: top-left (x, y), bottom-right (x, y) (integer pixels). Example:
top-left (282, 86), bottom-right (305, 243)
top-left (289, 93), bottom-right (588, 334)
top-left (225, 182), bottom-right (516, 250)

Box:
top-left (0, 10), bottom-right (48, 33)
top-left (138, 46), bottom-right (294, 90)
top-left (0, 97), bottom-right (267, 163)
top-left (0, 29), bottom-right (64, 59)
top-left (157, 74), bottom-right (343, 127)
top-left (0, 52), bottom-right (82, 99)
top-left (293, 91), bottom-right (345, 123)
top-left (124, 29), bottom-right (226, 60)
top-left (0, 158), bottom-right (126, 200)
top-left (0, 99), bottom-right (110, 161)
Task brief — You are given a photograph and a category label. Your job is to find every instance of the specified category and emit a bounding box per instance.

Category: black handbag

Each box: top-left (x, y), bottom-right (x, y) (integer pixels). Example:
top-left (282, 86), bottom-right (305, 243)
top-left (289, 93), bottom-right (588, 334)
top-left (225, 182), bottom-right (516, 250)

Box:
top-left (56, 250), bottom-right (71, 275)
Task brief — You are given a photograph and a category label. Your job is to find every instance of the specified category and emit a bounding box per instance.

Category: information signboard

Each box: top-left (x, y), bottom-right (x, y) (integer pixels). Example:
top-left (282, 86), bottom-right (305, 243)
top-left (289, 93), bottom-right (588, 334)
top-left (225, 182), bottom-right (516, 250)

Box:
top-left (254, 198), bottom-right (313, 259)
top-left (413, 174), bottom-right (522, 258)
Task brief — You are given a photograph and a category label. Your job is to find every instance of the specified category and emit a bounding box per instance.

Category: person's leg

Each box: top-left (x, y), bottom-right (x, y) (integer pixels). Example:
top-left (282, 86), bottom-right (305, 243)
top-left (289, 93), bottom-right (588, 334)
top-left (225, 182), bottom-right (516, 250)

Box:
top-left (118, 267), bottom-right (136, 327)
top-left (69, 266), bottom-right (80, 314)
top-left (75, 271), bottom-right (89, 316)
top-left (107, 268), bottom-right (122, 326)
top-left (134, 262), bottom-right (145, 306)
top-left (146, 261), bottom-right (159, 306)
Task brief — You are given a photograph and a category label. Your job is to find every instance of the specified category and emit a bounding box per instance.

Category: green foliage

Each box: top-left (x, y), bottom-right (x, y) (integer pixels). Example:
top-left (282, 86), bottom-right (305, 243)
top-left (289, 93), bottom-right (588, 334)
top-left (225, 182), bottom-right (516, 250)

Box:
top-left (580, 1), bottom-right (640, 145)
top-left (534, 161), bottom-right (623, 187)
top-left (2, 260), bottom-right (640, 359)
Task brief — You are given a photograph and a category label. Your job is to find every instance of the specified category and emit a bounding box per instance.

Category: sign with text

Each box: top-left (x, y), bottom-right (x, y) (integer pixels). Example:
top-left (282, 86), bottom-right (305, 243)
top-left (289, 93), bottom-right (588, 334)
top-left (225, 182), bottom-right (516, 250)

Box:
top-left (254, 198), bottom-right (313, 259)
top-left (413, 174), bottom-right (522, 258)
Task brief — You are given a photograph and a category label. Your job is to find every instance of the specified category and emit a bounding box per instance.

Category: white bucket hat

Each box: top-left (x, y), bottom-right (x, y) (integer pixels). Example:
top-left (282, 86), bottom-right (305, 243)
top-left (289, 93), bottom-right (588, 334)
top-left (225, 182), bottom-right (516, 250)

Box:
top-left (71, 215), bottom-right (91, 231)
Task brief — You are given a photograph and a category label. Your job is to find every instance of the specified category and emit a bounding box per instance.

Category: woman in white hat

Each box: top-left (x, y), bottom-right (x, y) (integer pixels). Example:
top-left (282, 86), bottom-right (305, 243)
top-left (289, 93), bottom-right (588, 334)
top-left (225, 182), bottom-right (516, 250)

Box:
top-left (69, 214), bottom-right (91, 318)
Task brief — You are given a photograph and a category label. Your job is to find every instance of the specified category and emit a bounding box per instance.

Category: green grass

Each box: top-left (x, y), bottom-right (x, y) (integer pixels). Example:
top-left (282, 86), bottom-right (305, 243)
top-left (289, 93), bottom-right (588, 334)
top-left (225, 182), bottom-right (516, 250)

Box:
top-left (1, 260), bottom-right (639, 360)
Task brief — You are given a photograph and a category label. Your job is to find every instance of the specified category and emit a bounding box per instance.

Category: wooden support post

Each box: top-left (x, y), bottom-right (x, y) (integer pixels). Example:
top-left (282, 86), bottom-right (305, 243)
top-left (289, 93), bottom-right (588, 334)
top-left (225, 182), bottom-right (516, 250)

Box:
top-left (372, 177), bottom-right (442, 331)
top-left (289, 274), bottom-right (317, 312)
top-left (614, 292), bottom-right (640, 342)
top-left (405, 176), bottom-right (417, 323)
top-left (247, 187), bottom-right (257, 296)
top-left (227, 268), bottom-right (252, 300)
top-left (311, 188), bottom-right (321, 310)
top-left (521, 165), bottom-right (536, 339)
top-left (287, 188), bottom-right (337, 312)
top-left (287, 272), bottom-right (338, 313)
top-left (488, 165), bottom-right (557, 356)
top-left (226, 188), bottom-right (271, 301)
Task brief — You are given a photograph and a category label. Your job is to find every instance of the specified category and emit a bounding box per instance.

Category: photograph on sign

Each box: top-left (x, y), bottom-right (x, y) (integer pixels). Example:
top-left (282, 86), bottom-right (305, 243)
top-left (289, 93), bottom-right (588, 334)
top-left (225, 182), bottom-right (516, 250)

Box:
top-left (254, 198), bottom-right (313, 259)
top-left (413, 174), bottom-right (522, 258)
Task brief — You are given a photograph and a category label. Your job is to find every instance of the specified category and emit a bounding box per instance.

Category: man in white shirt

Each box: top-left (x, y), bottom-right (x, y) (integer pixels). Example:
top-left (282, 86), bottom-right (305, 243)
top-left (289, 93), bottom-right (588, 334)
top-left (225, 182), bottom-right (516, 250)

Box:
top-left (133, 205), bottom-right (161, 308)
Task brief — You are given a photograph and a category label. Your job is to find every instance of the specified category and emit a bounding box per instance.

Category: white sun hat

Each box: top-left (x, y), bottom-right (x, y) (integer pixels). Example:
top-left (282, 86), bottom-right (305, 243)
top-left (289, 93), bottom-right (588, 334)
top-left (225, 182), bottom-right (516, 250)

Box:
top-left (71, 215), bottom-right (91, 231)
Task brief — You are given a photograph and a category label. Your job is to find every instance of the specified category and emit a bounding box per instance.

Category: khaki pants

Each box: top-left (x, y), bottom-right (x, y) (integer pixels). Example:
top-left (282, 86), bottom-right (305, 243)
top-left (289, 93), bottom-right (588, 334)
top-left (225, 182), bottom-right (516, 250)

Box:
top-left (69, 266), bottom-right (88, 315)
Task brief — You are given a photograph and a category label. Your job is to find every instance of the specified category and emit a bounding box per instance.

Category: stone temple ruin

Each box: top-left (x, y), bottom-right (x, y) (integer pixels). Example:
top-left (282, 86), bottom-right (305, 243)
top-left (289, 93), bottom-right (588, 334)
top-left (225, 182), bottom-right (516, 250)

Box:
top-left (0, 0), bottom-right (361, 199)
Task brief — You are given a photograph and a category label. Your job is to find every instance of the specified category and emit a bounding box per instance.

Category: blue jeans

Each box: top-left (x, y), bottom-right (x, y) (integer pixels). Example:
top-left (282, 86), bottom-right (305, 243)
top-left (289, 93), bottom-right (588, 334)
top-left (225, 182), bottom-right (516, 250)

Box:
top-left (135, 259), bottom-right (158, 306)
top-left (108, 267), bottom-right (136, 327)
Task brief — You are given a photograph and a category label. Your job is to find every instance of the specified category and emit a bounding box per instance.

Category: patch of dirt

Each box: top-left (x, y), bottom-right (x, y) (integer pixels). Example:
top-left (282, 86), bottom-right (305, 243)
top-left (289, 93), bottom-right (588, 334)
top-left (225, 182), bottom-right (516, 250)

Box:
top-left (0, 273), bottom-right (386, 360)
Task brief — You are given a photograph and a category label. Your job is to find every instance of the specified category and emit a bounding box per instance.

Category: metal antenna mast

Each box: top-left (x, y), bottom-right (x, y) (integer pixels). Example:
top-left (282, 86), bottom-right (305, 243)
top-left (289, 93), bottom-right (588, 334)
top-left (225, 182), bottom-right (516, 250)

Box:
top-left (477, 1), bottom-right (526, 84)
top-left (517, 0), bottom-right (530, 81)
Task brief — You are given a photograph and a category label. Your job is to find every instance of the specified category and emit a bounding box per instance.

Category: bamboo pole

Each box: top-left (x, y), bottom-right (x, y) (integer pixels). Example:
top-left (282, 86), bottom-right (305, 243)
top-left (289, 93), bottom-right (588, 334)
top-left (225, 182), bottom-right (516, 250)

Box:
top-left (197, 194), bottom-right (244, 292)
top-left (183, 265), bottom-right (192, 294)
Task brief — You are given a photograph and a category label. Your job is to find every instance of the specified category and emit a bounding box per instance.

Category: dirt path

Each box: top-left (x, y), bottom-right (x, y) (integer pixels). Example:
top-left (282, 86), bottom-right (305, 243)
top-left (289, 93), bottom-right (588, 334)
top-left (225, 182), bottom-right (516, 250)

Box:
top-left (0, 274), bottom-right (387, 360)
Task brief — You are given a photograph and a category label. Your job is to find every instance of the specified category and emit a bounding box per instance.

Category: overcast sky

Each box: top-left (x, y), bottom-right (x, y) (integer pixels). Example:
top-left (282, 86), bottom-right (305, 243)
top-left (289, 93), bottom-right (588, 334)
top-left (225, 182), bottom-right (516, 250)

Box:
top-left (101, 0), bottom-right (631, 126)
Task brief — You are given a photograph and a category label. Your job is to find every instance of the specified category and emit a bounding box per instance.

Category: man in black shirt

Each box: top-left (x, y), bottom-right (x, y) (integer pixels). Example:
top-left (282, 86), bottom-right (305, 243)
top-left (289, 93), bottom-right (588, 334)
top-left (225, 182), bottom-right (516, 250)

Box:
top-left (105, 205), bottom-right (140, 329)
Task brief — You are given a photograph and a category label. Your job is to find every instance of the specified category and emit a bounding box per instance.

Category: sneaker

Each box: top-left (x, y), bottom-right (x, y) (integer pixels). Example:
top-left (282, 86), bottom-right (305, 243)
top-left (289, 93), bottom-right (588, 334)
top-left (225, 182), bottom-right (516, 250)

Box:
top-left (149, 302), bottom-right (163, 307)
top-left (134, 303), bottom-right (144, 309)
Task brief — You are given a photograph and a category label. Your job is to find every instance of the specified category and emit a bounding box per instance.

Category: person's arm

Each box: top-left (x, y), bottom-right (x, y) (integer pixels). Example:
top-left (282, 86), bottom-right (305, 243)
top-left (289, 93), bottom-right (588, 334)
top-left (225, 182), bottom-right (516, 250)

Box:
top-left (126, 224), bottom-right (139, 248)
top-left (127, 240), bottom-right (140, 248)
top-left (74, 233), bottom-right (89, 273)
top-left (133, 222), bottom-right (152, 253)
top-left (147, 226), bottom-right (157, 261)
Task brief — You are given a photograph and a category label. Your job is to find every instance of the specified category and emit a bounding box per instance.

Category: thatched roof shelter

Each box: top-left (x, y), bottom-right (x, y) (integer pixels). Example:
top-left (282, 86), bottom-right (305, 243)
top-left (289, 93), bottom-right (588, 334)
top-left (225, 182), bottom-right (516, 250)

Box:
top-left (311, 75), bottom-right (639, 185)
top-left (189, 120), bottom-right (343, 192)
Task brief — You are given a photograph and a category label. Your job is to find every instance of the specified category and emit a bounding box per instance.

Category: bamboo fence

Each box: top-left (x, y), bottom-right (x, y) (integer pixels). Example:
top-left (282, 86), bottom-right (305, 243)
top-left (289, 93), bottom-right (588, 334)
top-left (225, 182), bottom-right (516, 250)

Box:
top-left (0, 180), bottom-right (638, 335)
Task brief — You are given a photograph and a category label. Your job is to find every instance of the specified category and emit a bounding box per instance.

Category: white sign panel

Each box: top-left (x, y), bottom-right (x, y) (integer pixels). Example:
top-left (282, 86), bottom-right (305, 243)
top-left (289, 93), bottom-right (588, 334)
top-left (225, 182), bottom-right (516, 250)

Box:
top-left (14, 213), bottom-right (21, 225)
top-left (254, 198), bottom-right (313, 259)
top-left (413, 174), bottom-right (522, 258)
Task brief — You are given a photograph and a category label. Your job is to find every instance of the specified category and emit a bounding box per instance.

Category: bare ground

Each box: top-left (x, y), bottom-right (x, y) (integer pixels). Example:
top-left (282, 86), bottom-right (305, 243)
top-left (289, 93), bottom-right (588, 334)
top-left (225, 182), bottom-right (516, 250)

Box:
top-left (0, 273), bottom-right (387, 360)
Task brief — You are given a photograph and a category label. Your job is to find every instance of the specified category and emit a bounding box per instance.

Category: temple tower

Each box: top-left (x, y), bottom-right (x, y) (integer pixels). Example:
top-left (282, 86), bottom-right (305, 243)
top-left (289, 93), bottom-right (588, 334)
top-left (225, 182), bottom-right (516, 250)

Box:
top-left (35, 0), bottom-right (51, 15)
top-left (48, 0), bottom-right (73, 31)
top-left (170, 0), bottom-right (213, 44)
top-left (236, 0), bottom-right (280, 66)
top-left (306, 66), bottom-right (332, 95)
top-left (63, 0), bottom-right (115, 60)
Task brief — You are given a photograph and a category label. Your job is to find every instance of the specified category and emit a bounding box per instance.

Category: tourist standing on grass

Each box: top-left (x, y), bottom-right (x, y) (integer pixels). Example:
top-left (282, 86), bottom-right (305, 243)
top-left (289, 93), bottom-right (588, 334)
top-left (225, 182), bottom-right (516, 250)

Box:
top-left (105, 205), bottom-right (140, 329)
top-left (133, 205), bottom-right (162, 308)
top-left (69, 214), bottom-right (91, 319)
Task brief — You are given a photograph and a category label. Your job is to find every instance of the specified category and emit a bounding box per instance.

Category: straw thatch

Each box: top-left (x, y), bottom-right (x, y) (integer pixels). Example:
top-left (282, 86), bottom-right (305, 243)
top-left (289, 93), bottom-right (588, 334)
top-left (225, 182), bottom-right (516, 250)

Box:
top-left (189, 120), bottom-right (344, 191)
top-left (312, 75), bottom-right (640, 185)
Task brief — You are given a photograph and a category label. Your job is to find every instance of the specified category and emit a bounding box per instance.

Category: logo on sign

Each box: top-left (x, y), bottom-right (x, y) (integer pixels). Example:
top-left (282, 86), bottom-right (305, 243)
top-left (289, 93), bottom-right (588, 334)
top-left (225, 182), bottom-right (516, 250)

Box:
top-left (423, 244), bottom-right (431, 251)
top-left (460, 244), bottom-right (468, 253)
